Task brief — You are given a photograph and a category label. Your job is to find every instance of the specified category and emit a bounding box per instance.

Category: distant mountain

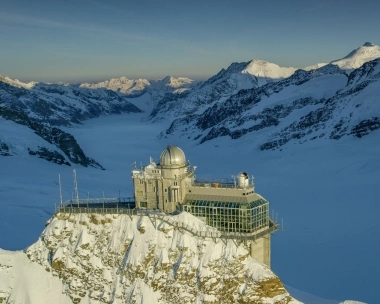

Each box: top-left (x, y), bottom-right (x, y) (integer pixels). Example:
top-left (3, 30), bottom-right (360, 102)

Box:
top-left (302, 42), bottom-right (380, 73)
top-left (0, 75), bottom-right (38, 89)
top-left (80, 75), bottom-right (195, 113)
top-left (161, 58), bottom-right (380, 149)
top-left (80, 77), bottom-right (151, 96)
top-left (80, 75), bottom-right (194, 96)
top-left (149, 60), bottom-right (296, 121)
top-left (0, 77), bottom-right (141, 168)
top-left (302, 63), bottom-right (328, 71)
top-left (330, 42), bottom-right (380, 72)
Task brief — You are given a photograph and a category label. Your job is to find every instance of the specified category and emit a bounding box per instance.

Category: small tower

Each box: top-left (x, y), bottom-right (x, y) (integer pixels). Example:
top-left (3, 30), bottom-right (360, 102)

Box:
top-left (131, 145), bottom-right (195, 213)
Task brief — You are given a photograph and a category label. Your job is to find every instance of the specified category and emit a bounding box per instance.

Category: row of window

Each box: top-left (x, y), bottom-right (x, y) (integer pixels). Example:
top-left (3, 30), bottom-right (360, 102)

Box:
top-left (181, 200), bottom-right (269, 233)
top-left (183, 199), bottom-right (268, 210)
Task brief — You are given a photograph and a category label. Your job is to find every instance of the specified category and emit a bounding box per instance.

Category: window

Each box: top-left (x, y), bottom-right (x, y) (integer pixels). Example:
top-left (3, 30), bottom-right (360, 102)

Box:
top-left (140, 202), bottom-right (147, 208)
top-left (165, 189), bottom-right (167, 192)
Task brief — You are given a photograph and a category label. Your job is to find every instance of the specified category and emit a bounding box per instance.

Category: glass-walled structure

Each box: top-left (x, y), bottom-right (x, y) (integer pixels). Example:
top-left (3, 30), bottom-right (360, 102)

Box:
top-left (181, 194), bottom-right (269, 233)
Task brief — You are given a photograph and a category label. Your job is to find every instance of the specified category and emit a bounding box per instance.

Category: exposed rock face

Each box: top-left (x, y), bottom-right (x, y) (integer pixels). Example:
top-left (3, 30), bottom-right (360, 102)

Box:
top-left (162, 58), bottom-right (380, 150)
top-left (0, 78), bottom-right (142, 168)
top-left (0, 140), bottom-right (12, 156)
top-left (150, 60), bottom-right (296, 121)
top-left (0, 107), bottom-right (104, 169)
top-left (26, 212), bottom-right (299, 304)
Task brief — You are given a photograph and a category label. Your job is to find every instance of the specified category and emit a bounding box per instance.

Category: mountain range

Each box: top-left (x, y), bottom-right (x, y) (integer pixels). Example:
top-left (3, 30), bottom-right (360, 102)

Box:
top-left (1, 42), bottom-right (380, 169)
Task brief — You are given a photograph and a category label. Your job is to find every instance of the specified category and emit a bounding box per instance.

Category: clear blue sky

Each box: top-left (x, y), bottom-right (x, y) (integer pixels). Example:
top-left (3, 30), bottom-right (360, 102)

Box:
top-left (1, 0), bottom-right (379, 83)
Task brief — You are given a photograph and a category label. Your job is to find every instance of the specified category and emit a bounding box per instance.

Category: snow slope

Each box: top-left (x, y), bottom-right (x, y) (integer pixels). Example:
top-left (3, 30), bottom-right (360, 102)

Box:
top-left (0, 249), bottom-right (72, 303)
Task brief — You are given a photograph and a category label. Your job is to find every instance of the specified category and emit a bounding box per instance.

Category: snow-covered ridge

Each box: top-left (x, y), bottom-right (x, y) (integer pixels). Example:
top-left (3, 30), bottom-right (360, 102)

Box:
top-left (19, 212), bottom-right (299, 303)
top-left (80, 77), bottom-right (151, 96)
top-left (302, 63), bottom-right (328, 71)
top-left (80, 75), bottom-right (195, 97)
top-left (0, 75), bottom-right (38, 89)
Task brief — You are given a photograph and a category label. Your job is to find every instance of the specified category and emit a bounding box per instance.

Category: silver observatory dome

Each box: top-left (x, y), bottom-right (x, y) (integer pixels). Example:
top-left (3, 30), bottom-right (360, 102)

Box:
top-left (159, 145), bottom-right (186, 167)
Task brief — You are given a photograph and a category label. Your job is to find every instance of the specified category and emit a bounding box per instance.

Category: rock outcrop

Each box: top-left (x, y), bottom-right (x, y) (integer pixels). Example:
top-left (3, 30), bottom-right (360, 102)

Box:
top-left (22, 212), bottom-right (299, 304)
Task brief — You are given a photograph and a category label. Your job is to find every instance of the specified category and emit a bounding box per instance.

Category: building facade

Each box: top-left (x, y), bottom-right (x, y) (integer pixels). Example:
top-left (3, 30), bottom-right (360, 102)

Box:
top-left (131, 145), bottom-right (276, 267)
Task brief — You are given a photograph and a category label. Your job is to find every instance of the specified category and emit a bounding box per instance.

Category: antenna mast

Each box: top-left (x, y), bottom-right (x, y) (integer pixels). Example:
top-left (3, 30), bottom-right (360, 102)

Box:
top-left (58, 174), bottom-right (63, 206)
top-left (73, 169), bottom-right (80, 207)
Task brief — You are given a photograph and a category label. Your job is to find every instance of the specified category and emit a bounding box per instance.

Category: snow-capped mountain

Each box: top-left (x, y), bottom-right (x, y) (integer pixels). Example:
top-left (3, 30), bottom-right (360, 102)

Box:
top-left (330, 42), bottom-right (380, 72)
top-left (157, 43), bottom-right (380, 150)
top-left (0, 75), bottom-right (38, 89)
top-left (160, 56), bottom-right (380, 150)
top-left (149, 60), bottom-right (296, 121)
top-left (0, 77), bottom-right (141, 168)
top-left (80, 75), bottom-right (194, 96)
top-left (161, 64), bottom-right (348, 145)
top-left (80, 75), bottom-right (195, 113)
top-left (80, 77), bottom-right (151, 96)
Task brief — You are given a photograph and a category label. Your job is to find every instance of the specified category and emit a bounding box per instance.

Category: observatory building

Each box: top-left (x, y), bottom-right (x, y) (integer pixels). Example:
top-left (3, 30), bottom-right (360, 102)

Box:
top-left (131, 145), bottom-right (277, 267)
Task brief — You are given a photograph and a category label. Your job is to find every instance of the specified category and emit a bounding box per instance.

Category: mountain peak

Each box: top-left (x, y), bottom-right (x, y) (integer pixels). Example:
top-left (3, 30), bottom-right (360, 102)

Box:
top-left (330, 42), bottom-right (380, 72)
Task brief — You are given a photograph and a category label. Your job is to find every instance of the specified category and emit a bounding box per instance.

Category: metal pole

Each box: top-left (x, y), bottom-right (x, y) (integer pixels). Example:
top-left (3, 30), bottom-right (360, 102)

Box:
top-left (73, 169), bottom-right (80, 207)
top-left (58, 174), bottom-right (63, 206)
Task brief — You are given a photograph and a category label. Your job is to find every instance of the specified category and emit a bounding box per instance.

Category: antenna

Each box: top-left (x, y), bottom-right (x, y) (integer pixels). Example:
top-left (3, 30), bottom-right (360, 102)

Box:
top-left (58, 174), bottom-right (63, 206)
top-left (73, 169), bottom-right (80, 207)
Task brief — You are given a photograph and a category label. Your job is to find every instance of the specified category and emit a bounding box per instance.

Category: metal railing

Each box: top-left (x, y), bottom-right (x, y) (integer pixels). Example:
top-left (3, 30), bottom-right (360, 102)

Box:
top-left (55, 200), bottom-right (278, 241)
top-left (62, 197), bottom-right (134, 207)
top-left (192, 181), bottom-right (255, 190)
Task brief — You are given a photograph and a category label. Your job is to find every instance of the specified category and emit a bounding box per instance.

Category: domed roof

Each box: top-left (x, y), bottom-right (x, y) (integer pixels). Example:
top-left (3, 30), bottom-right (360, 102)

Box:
top-left (160, 145), bottom-right (186, 167)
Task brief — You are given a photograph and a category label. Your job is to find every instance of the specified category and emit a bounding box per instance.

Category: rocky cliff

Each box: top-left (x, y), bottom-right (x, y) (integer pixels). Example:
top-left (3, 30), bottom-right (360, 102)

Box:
top-left (0, 212), bottom-right (300, 304)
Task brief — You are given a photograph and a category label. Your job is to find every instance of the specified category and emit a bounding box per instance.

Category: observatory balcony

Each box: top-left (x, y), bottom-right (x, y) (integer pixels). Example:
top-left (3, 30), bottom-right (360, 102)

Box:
top-left (191, 181), bottom-right (255, 190)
